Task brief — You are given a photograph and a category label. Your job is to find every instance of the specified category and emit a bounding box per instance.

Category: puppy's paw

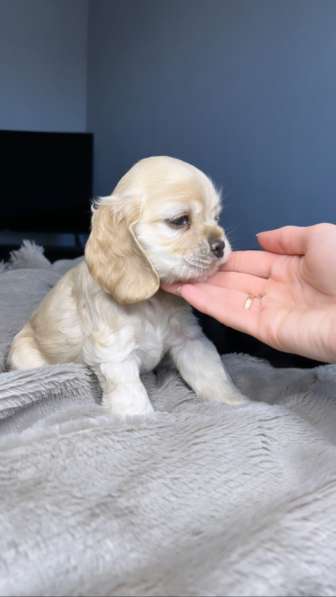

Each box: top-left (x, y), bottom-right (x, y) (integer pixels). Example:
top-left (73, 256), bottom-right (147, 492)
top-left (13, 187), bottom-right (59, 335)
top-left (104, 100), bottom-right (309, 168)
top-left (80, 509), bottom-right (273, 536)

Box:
top-left (220, 388), bottom-right (249, 406)
top-left (200, 384), bottom-right (248, 406)
top-left (102, 388), bottom-right (154, 418)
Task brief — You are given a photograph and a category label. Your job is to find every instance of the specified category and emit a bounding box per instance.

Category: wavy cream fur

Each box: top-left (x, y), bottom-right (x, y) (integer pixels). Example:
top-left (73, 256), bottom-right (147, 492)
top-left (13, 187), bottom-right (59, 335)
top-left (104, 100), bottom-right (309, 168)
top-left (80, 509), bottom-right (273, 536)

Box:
top-left (8, 156), bottom-right (244, 416)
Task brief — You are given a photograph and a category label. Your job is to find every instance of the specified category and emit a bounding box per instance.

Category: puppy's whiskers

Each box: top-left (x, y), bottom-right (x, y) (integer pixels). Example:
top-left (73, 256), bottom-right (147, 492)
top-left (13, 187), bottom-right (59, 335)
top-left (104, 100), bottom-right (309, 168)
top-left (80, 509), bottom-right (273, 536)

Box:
top-left (183, 254), bottom-right (212, 270)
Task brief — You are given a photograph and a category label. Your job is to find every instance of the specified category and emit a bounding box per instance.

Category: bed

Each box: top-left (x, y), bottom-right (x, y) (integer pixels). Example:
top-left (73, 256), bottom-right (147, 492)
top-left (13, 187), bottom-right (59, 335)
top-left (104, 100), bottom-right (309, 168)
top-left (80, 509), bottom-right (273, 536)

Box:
top-left (1, 243), bottom-right (336, 596)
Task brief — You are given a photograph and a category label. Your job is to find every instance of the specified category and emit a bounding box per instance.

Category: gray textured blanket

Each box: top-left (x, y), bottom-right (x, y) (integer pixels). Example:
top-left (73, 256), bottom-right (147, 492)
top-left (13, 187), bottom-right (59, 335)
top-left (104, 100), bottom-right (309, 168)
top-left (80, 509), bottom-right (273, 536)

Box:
top-left (1, 244), bottom-right (336, 596)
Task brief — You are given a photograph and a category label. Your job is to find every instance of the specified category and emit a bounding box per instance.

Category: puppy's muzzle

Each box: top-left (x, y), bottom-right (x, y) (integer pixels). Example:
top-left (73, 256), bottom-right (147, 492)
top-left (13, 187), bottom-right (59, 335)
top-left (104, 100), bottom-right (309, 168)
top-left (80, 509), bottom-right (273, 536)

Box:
top-left (209, 238), bottom-right (225, 259)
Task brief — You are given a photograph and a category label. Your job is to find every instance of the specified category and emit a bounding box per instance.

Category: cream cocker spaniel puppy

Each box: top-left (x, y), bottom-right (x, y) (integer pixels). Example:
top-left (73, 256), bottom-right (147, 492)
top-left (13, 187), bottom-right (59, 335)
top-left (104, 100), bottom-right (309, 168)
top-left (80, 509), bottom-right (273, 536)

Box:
top-left (9, 156), bottom-right (244, 416)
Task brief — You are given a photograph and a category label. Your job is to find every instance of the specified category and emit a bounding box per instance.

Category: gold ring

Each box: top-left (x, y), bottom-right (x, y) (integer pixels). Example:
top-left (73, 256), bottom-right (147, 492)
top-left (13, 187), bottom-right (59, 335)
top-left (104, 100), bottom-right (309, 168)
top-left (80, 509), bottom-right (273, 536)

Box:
top-left (244, 296), bottom-right (254, 310)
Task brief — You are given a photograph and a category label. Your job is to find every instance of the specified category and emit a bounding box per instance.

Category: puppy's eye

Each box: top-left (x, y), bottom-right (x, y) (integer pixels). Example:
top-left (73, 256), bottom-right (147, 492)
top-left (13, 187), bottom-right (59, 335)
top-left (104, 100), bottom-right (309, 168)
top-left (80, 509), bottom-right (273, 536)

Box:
top-left (166, 214), bottom-right (190, 229)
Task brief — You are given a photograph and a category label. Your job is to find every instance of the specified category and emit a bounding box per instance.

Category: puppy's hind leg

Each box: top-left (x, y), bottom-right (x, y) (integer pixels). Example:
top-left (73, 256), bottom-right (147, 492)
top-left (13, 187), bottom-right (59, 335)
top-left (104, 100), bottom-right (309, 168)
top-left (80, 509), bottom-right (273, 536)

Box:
top-left (7, 323), bottom-right (48, 370)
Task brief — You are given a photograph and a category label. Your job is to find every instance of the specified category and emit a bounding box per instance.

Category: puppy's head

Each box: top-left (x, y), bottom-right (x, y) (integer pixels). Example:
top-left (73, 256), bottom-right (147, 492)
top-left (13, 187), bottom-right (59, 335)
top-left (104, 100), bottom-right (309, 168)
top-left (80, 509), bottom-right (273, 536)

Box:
top-left (85, 156), bottom-right (231, 304)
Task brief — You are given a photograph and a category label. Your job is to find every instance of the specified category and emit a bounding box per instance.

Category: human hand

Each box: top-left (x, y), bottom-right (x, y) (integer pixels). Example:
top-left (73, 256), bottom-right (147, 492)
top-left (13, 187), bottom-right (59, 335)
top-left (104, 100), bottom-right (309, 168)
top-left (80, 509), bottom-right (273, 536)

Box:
top-left (162, 224), bottom-right (336, 363)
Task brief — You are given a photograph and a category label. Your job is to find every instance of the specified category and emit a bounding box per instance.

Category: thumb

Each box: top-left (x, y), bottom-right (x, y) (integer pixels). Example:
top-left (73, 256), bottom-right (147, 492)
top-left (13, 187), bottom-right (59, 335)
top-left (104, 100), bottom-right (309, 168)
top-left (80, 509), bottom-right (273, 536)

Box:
top-left (257, 225), bottom-right (310, 255)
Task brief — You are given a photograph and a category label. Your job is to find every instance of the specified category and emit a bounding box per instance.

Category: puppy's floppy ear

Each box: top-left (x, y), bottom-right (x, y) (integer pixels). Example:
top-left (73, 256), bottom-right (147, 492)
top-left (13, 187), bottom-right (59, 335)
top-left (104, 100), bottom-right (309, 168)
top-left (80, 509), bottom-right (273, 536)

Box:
top-left (85, 198), bottom-right (159, 304)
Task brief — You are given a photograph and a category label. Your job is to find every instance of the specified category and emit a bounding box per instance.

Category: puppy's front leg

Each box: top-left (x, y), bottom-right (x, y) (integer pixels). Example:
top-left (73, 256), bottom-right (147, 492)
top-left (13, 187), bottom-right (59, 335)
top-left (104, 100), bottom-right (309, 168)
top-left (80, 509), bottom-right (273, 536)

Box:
top-left (94, 359), bottom-right (154, 418)
top-left (170, 333), bottom-right (245, 405)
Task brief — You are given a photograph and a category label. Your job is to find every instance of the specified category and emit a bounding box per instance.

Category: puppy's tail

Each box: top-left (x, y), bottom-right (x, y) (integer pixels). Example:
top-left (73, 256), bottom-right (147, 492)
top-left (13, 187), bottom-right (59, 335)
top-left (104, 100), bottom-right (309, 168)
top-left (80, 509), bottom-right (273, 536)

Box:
top-left (7, 322), bottom-right (48, 370)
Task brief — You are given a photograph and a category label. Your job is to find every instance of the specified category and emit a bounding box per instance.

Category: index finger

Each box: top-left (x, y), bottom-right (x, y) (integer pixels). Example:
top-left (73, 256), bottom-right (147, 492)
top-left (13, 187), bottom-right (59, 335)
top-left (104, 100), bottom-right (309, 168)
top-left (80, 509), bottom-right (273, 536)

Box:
top-left (257, 226), bottom-right (310, 255)
top-left (221, 250), bottom-right (278, 278)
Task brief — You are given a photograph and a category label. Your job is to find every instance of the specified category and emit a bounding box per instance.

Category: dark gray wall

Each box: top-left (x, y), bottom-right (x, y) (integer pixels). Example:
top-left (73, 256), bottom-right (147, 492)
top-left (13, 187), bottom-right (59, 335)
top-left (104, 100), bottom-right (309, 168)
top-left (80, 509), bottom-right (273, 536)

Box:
top-left (88, 0), bottom-right (336, 249)
top-left (0, 0), bottom-right (88, 132)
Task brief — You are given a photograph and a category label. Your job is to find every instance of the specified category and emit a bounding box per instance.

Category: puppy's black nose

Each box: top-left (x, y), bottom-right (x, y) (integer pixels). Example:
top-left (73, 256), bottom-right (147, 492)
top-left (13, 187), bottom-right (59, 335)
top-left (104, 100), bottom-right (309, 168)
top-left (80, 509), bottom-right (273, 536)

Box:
top-left (209, 239), bottom-right (225, 258)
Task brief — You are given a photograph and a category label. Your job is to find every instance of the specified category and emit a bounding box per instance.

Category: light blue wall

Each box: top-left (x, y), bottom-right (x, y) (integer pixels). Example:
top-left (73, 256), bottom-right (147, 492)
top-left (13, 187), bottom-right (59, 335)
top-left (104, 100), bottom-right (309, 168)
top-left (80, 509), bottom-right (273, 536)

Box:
top-left (0, 0), bottom-right (88, 132)
top-left (1, 1), bottom-right (335, 248)
top-left (87, 0), bottom-right (336, 249)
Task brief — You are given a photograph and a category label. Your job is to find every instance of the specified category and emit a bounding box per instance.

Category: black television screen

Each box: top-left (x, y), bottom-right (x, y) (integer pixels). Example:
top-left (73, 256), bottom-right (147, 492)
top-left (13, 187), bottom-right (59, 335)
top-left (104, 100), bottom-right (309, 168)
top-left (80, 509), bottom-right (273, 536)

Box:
top-left (0, 130), bottom-right (93, 233)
